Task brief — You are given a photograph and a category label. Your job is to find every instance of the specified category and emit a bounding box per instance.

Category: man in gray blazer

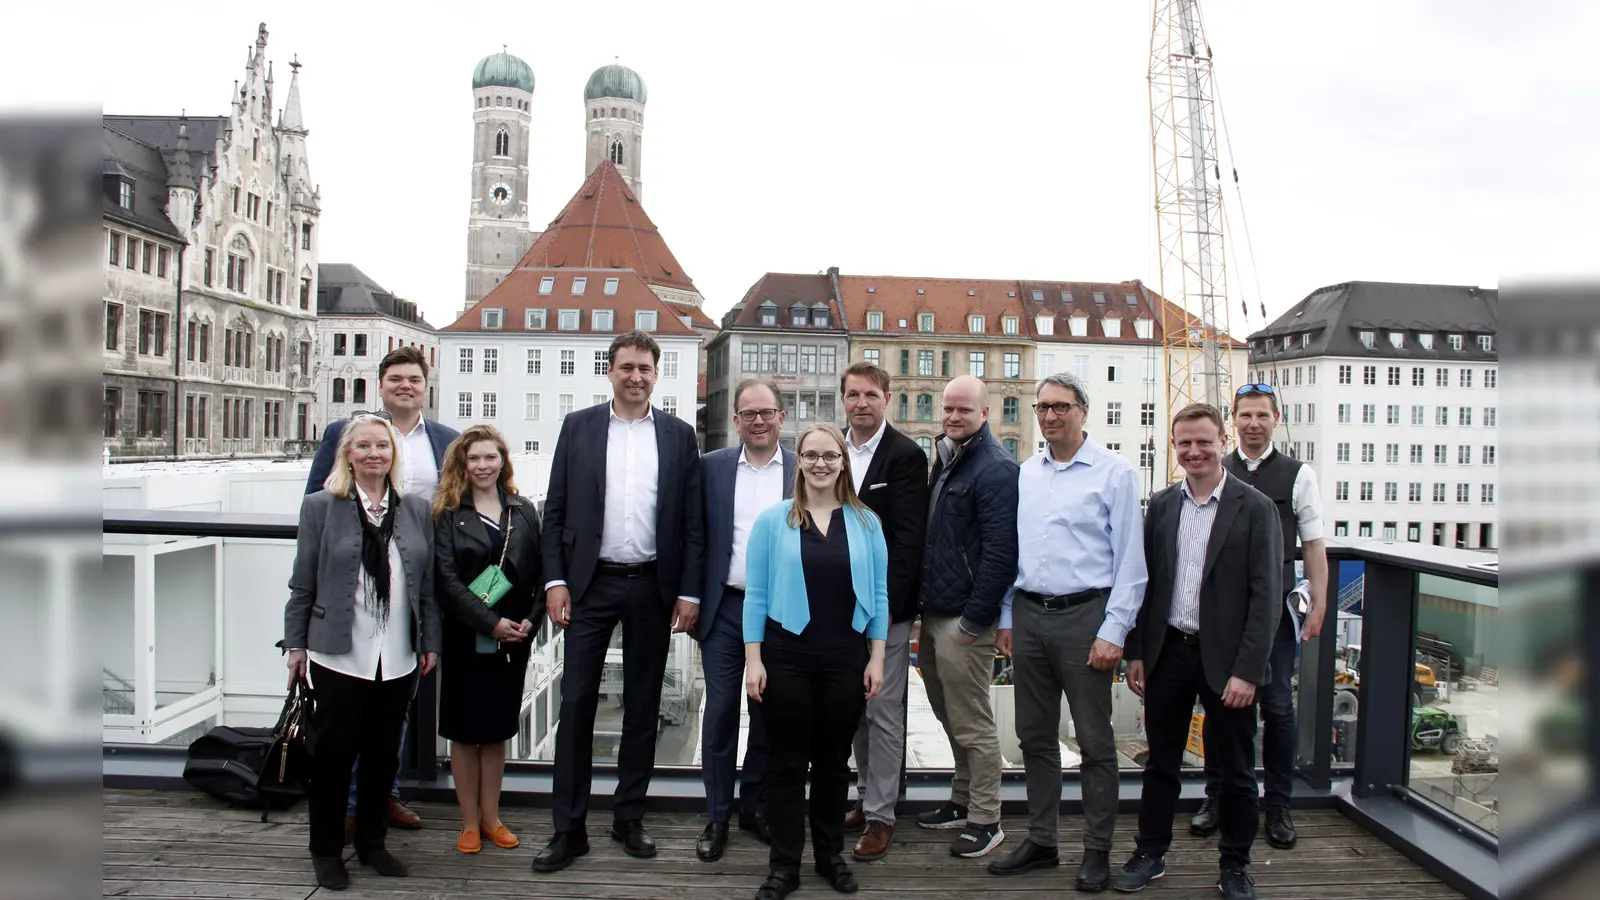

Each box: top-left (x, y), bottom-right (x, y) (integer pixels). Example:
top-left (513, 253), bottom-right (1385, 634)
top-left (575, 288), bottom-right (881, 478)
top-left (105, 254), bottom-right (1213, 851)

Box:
top-left (695, 377), bottom-right (795, 862)
top-left (1117, 403), bottom-right (1283, 900)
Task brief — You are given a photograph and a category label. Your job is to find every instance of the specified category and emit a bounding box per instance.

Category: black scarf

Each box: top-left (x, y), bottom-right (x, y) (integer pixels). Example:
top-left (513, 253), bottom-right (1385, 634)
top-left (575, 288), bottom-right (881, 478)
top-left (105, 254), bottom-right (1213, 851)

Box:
top-left (356, 484), bottom-right (397, 631)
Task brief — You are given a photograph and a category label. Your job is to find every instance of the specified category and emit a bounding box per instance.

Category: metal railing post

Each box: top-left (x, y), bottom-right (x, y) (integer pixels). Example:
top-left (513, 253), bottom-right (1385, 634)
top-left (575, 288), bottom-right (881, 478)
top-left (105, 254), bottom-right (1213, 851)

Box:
top-left (1351, 560), bottom-right (1418, 799)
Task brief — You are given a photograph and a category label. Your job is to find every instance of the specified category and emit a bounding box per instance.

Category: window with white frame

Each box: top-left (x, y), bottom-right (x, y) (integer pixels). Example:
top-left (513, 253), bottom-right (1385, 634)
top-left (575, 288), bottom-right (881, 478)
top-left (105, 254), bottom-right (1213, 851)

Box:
top-left (1108, 356), bottom-right (1124, 382)
top-left (524, 440), bottom-right (540, 453)
top-left (1412, 406), bottom-right (1425, 426)
top-left (457, 392), bottom-right (472, 417)
top-left (866, 311), bottom-right (883, 331)
top-left (1388, 332), bottom-right (1404, 349)
top-left (482, 308), bottom-right (504, 329)
top-left (1361, 443), bottom-right (1375, 464)
top-left (1338, 364), bottom-right (1352, 385)
top-left (1383, 521), bottom-right (1398, 540)
top-left (1482, 484), bottom-right (1495, 504)
top-left (559, 349), bottom-right (575, 375)
top-left (1485, 369), bottom-right (1497, 388)
top-left (1106, 402), bottom-right (1123, 426)
top-left (526, 308), bottom-right (547, 329)
top-left (661, 396), bottom-right (678, 417)
top-left (482, 348), bottom-right (498, 374)
top-left (1409, 483), bottom-right (1422, 502)
top-left (593, 310), bottom-right (614, 331)
top-left (1359, 522), bottom-right (1374, 538)
top-left (1141, 403), bottom-right (1156, 427)
top-left (559, 309), bottom-right (579, 330)
top-left (459, 348), bottom-right (474, 373)
top-left (1458, 445), bottom-right (1471, 465)
top-left (525, 393), bottom-right (541, 419)
top-left (481, 392), bottom-right (497, 418)
top-left (526, 349), bottom-right (541, 374)
top-left (862, 348), bottom-right (880, 367)
top-left (1359, 330), bottom-right (1374, 348)
top-left (558, 394), bottom-right (573, 419)
top-left (538, 276), bottom-right (554, 294)
top-left (1436, 406), bottom-right (1449, 426)
top-left (1410, 444), bottom-right (1423, 464)
top-left (1435, 367), bottom-right (1448, 387)
top-left (1484, 407), bottom-right (1496, 427)
top-left (593, 351), bottom-right (609, 376)
top-left (1335, 522), bottom-right (1349, 537)
top-left (1385, 483), bottom-right (1398, 502)
top-left (636, 310), bottom-right (658, 331)
top-left (1337, 443), bottom-right (1350, 463)
top-left (1478, 335), bottom-right (1493, 352)
top-left (968, 352), bottom-right (985, 378)
top-left (1338, 403), bottom-right (1351, 424)
top-left (1388, 366), bottom-right (1401, 386)
top-left (1362, 404), bottom-right (1376, 424)
top-left (572, 277), bottom-right (588, 295)
top-left (918, 313), bottom-right (934, 332)
top-left (1419, 333), bottom-right (1434, 350)
top-left (1387, 405), bottom-right (1400, 425)
top-left (1449, 334), bottom-right (1463, 351)
top-left (592, 393), bottom-right (607, 407)
top-left (1363, 365), bottom-right (1377, 386)
top-left (1435, 444), bottom-right (1448, 464)
top-left (1360, 482), bottom-right (1373, 502)
top-left (1459, 407), bottom-right (1472, 426)
top-left (1103, 318), bottom-right (1122, 338)
top-left (1003, 316), bottom-right (1018, 335)
top-left (968, 315), bottom-right (984, 334)
top-left (662, 351), bottom-right (679, 378)
top-left (1307, 364), bottom-right (1317, 385)
top-left (819, 346), bottom-right (837, 374)
top-left (1412, 367), bottom-right (1425, 387)
top-left (1305, 442), bottom-right (1316, 462)
top-left (1482, 445), bottom-right (1496, 465)
top-left (1386, 444), bottom-right (1399, 464)
top-left (1456, 483), bottom-right (1470, 503)
top-left (1460, 368), bottom-right (1473, 388)
top-left (604, 277), bottom-right (619, 295)
top-left (1433, 483), bottom-right (1447, 502)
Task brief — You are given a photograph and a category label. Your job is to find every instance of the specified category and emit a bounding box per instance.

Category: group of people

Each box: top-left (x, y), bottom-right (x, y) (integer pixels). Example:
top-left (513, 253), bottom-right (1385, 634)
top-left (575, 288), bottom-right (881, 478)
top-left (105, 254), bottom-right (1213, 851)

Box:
top-left (283, 331), bottom-right (1326, 900)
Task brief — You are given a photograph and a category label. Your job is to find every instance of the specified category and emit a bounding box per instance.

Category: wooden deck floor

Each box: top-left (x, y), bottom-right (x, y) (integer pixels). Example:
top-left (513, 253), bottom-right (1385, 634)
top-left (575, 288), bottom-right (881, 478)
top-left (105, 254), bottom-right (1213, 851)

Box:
top-left (104, 789), bottom-right (1466, 899)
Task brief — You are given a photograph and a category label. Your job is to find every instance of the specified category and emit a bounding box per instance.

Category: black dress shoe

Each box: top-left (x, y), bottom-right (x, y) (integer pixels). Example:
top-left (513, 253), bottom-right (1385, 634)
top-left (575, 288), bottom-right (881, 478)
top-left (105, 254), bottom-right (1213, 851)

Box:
top-left (355, 848), bottom-right (408, 877)
top-left (1111, 851), bottom-right (1165, 893)
top-left (987, 840), bottom-right (1060, 876)
top-left (1076, 848), bottom-right (1111, 892)
top-left (696, 822), bottom-right (730, 862)
top-left (531, 831), bottom-right (590, 873)
top-left (754, 870), bottom-right (802, 900)
top-left (610, 819), bottom-right (658, 859)
top-left (815, 855), bottom-right (860, 894)
top-left (1189, 796), bottom-right (1220, 836)
top-left (1265, 807), bottom-right (1297, 849)
top-left (739, 810), bottom-right (773, 845)
top-left (312, 855), bottom-right (349, 891)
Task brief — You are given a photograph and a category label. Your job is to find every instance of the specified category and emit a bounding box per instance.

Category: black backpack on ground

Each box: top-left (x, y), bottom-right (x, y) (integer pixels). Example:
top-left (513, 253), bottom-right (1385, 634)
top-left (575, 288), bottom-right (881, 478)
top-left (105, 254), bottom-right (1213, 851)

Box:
top-left (183, 677), bottom-right (316, 821)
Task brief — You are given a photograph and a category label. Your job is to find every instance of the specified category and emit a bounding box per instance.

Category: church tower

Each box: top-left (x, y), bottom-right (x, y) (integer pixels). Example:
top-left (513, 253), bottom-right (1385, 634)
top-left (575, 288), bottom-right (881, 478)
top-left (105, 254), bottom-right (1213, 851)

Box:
top-left (583, 62), bottom-right (647, 201)
top-left (464, 48), bottom-right (535, 312)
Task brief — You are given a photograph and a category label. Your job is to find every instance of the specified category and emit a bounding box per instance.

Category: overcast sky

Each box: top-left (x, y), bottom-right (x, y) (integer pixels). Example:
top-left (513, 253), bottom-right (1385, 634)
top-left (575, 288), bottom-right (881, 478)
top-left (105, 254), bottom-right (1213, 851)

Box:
top-left (14, 1), bottom-right (1595, 331)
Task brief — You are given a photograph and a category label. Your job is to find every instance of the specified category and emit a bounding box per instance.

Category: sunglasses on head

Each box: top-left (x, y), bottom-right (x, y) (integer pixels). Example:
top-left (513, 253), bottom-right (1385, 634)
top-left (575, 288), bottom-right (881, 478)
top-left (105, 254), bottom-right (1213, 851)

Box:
top-left (351, 409), bottom-right (392, 421)
top-left (1235, 384), bottom-right (1276, 397)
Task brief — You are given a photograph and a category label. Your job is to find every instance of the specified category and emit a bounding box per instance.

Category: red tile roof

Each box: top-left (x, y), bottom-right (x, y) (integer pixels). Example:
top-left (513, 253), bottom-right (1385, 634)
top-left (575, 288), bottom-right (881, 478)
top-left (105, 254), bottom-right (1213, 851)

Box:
top-left (441, 267), bottom-right (697, 336)
top-left (722, 273), bottom-right (846, 332)
top-left (836, 275), bottom-right (1028, 337)
top-left (515, 160), bottom-right (699, 295)
top-left (666, 298), bottom-right (719, 330)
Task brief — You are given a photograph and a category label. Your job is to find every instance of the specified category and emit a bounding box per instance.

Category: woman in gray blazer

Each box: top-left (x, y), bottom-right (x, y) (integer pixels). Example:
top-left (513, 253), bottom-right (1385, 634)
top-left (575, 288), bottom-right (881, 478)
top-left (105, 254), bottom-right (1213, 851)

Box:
top-left (282, 411), bottom-right (442, 891)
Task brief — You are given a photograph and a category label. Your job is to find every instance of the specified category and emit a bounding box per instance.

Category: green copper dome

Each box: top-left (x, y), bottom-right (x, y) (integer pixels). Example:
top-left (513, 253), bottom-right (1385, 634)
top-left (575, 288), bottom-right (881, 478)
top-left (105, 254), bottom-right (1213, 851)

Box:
top-left (473, 51), bottom-right (534, 94)
top-left (584, 63), bottom-right (647, 104)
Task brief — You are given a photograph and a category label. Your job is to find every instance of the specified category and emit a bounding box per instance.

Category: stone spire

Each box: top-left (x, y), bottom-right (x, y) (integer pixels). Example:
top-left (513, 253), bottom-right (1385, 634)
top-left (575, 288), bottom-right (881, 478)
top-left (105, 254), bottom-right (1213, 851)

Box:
top-left (279, 55), bottom-right (307, 134)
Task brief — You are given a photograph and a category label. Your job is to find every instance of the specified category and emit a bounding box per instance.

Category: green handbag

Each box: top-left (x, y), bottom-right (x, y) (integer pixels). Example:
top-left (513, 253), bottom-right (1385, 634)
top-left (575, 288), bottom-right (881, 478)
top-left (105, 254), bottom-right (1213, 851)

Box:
top-left (468, 515), bottom-right (514, 654)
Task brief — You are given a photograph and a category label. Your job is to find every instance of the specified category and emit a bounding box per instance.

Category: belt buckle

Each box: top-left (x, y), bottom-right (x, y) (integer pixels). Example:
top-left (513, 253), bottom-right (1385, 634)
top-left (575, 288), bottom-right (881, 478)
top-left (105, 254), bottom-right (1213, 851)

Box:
top-left (1041, 595), bottom-right (1068, 611)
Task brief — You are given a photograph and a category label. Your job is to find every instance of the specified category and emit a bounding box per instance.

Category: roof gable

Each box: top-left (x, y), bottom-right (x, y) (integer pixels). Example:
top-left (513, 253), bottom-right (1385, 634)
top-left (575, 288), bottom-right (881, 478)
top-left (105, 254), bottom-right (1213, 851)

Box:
top-left (443, 268), bottom-right (697, 337)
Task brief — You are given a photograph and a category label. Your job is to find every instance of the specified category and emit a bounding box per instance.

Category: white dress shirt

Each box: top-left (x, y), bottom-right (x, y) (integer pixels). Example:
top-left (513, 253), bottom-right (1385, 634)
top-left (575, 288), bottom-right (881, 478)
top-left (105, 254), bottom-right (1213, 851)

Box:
top-left (1235, 444), bottom-right (1325, 542)
top-left (308, 483), bottom-right (416, 682)
top-left (600, 404), bottom-right (660, 564)
top-left (846, 419), bottom-right (887, 494)
top-left (1168, 471), bottom-right (1228, 634)
top-left (727, 446), bottom-right (786, 590)
top-left (999, 437), bottom-right (1149, 647)
top-left (396, 418), bottom-right (439, 503)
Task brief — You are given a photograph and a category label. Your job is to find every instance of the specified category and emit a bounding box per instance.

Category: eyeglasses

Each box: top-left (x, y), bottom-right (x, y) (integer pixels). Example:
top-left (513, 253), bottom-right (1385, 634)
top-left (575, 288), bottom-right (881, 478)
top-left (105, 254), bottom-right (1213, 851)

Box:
top-left (351, 409), bottom-right (392, 421)
top-left (798, 451), bottom-right (843, 465)
top-left (736, 408), bottom-right (780, 423)
top-left (1032, 401), bottom-right (1083, 418)
top-left (1235, 384), bottom-right (1276, 397)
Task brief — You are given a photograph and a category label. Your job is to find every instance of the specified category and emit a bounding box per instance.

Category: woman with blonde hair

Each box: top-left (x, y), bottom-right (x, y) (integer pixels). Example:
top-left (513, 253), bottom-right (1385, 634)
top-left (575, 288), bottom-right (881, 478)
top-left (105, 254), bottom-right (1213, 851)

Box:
top-left (742, 423), bottom-right (889, 900)
top-left (432, 425), bottom-right (543, 854)
top-left (283, 410), bottom-right (440, 890)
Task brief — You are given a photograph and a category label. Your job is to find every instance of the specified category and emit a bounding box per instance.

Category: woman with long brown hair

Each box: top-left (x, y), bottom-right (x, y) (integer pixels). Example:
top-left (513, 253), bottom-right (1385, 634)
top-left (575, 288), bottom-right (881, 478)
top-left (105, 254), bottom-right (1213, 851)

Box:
top-left (742, 423), bottom-right (889, 900)
top-left (432, 425), bottom-right (543, 854)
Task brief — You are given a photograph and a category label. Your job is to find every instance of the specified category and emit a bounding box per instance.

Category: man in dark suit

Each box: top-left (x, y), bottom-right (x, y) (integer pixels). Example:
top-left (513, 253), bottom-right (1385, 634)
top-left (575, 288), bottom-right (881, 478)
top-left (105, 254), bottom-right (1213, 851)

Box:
top-left (694, 377), bottom-right (794, 862)
top-left (305, 346), bottom-right (458, 503)
top-left (532, 330), bottom-right (706, 874)
top-left (837, 361), bottom-right (928, 861)
top-left (303, 345), bottom-right (459, 835)
top-left (1116, 403), bottom-right (1283, 900)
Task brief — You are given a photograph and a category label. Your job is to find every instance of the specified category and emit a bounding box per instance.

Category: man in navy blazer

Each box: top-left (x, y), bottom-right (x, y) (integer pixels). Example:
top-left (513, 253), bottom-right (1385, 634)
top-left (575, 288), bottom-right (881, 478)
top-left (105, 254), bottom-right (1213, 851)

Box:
top-left (694, 377), bottom-right (795, 862)
top-left (532, 331), bottom-right (706, 874)
top-left (301, 345), bottom-right (459, 835)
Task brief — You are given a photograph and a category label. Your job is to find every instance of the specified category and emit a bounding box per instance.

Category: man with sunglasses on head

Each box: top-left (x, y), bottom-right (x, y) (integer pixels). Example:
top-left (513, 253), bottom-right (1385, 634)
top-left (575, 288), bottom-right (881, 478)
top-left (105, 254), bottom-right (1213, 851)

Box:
top-left (304, 345), bottom-right (459, 836)
top-left (1187, 383), bottom-right (1326, 850)
top-left (693, 377), bottom-right (794, 862)
top-left (988, 373), bottom-right (1147, 891)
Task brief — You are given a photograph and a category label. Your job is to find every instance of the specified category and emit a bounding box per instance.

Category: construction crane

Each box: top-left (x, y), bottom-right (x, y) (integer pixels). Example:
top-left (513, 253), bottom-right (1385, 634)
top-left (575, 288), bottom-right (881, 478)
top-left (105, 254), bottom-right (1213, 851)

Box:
top-left (1149, 0), bottom-right (1235, 482)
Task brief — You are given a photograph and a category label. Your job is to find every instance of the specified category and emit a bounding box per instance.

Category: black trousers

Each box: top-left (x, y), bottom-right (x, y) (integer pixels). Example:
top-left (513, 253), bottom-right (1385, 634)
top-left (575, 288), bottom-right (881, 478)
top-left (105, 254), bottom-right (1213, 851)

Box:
top-left (307, 661), bottom-right (416, 858)
top-left (1136, 631), bottom-right (1259, 871)
top-left (1205, 610), bottom-right (1299, 808)
top-left (700, 587), bottom-right (769, 824)
top-left (762, 635), bottom-right (868, 876)
top-left (551, 570), bottom-right (670, 830)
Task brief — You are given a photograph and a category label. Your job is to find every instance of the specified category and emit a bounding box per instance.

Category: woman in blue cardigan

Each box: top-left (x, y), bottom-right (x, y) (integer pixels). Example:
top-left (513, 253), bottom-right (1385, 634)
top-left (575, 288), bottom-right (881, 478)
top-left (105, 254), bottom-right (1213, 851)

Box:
top-left (744, 423), bottom-right (888, 900)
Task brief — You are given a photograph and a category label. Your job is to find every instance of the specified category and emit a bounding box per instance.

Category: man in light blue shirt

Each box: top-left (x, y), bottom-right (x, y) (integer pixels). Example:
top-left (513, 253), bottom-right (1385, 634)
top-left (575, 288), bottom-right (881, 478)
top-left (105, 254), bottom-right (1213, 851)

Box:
top-left (988, 373), bottom-right (1148, 891)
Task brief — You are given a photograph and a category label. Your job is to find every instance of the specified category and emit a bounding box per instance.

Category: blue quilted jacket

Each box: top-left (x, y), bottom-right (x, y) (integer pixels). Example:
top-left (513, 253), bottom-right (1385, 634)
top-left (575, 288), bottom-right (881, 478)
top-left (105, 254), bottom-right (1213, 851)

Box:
top-left (918, 423), bottom-right (1020, 632)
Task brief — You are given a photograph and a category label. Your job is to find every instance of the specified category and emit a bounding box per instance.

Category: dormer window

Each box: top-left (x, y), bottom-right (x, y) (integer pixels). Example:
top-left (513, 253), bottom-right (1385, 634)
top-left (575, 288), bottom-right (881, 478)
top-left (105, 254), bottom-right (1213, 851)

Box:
top-left (1301, 333), bottom-right (1310, 347)
top-left (1069, 314), bottom-right (1089, 338)
top-left (118, 179), bottom-right (133, 209)
top-left (635, 310), bottom-right (658, 331)
top-left (866, 311), bottom-right (883, 331)
top-left (1449, 333), bottom-right (1463, 351)
top-left (918, 313), bottom-right (934, 332)
top-left (526, 308), bottom-right (547, 329)
top-left (813, 307), bottom-right (830, 328)
top-left (1002, 316), bottom-right (1018, 335)
top-left (1134, 318), bottom-right (1154, 340)
top-left (1359, 330), bottom-right (1375, 348)
top-left (1104, 318), bottom-right (1123, 339)
top-left (760, 304), bottom-right (777, 326)
top-left (1389, 331), bottom-right (1404, 349)
top-left (968, 315), bottom-right (985, 334)
top-left (572, 277), bottom-right (588, 295)
top-left (558, 309), bottom-right (579, 330)
top-left (792, 307), bottom-right (808, 327)
top-left (593, 309), bottom-right (614, 331)
top-left (604, 277), bottom-right (620, 295)
top-left (1478, 334), bottom-right (1493, 351)
top-left (482, 308), bottom-right (503, 330)
top-left (538, 276), bottom-right (554, 294)
top-left (1282, 335), bottom-right (1292, 350)
top-left (1419, 333), bottom-right (1434, 350)
top-left (1035, 314), bottom-right (1054, 336)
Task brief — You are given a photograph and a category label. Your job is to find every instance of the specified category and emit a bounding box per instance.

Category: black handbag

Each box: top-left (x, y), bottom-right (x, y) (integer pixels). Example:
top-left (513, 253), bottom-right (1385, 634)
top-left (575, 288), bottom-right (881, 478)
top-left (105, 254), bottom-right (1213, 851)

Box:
top-left (258, 674), bottom-right (317, 821)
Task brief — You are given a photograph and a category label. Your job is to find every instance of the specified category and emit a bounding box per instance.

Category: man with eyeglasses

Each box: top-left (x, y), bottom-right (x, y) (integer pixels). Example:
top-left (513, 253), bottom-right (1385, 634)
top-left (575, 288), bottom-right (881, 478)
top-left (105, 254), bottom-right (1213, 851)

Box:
top-left (1187, 383), bottom-right (1326, 850)
top-left (988, 373), bottom-right (1147, 890)
top-left (914, 375), bottom-right (1018, 860)
top-left (837, 362), bottom-right (929, 861)
top-left (693, 378), bottom-right (794, 862)
top-left (304, 345), bottom-right (459, 836)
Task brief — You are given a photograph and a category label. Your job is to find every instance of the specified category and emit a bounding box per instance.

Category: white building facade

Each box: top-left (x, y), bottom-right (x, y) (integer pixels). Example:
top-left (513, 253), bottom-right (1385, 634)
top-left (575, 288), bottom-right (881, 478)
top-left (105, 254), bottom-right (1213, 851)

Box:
top-left (315, 264), bottom-right (440, 426)
top-left (1247, 282), bottom-right (1499, 550)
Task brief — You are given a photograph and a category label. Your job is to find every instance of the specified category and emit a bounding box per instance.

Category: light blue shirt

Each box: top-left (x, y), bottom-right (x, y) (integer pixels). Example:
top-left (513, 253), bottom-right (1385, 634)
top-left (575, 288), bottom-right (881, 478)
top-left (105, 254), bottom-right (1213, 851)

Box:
top-left (999, 437), bottom-right (1149, 647)
top-left (743, 500), bottom-right (890, 643)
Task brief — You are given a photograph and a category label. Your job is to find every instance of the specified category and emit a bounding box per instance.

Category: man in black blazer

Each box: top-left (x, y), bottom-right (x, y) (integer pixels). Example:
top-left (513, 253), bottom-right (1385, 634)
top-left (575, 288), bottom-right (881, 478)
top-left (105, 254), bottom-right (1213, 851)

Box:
top-left (693, 377), bottom-right (795, 862)
top-left (532, 330), bottom-right (706, 874)
top-left (1116, 403), bottom-right (1283, 900)
top-left (302, 345), bottom-right (458, 834)
top-left (838, 362), bottom-right (929, 861)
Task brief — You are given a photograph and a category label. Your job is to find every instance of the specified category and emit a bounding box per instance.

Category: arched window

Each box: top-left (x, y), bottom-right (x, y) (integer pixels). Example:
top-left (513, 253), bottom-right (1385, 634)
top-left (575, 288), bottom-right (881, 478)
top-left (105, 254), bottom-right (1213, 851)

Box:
top-left (609, 140), bottom-right (624, 166)
top-left (353, 378), bottom-right (367, 404)
top-left (915, 436), bottom-right (933, 459)
top-left (495, 129), bottom-right (509, 156)
top-left (332, 378), bottom-right (346, 403)
top-left (916, 394), bottom-right (933, 421)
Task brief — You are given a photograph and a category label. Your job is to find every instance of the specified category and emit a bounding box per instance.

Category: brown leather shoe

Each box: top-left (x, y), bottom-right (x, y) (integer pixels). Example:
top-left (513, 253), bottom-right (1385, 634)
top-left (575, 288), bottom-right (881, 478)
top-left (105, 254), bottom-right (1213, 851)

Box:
top-left (853, 820), bottom-right (894, 861)
top-left (388, 798), bottom-right (422, 829)
top-left (843, 802), bottom-right (866, 832)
